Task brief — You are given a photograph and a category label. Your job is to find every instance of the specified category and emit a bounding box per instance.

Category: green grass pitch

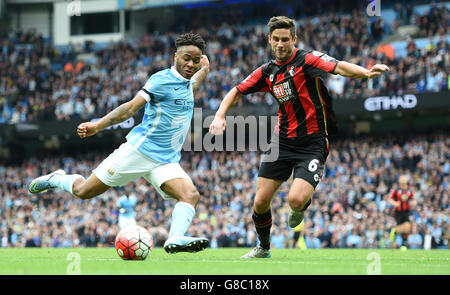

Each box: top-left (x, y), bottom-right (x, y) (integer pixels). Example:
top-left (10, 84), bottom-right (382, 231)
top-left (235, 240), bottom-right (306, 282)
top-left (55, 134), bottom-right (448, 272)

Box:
top-left (0, 248), bottom-right (448, 275)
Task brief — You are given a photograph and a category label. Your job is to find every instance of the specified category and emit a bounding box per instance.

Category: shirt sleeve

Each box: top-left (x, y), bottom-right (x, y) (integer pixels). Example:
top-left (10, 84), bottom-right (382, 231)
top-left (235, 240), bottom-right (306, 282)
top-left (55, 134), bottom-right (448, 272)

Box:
top-left (303, 50), bottom-right (339, 77)
top-left (131, 195), bottom-right (138, 206)
top-left (389, 189), bottom-right (397, 200)
top-left (236, 66), bottom-right (269, 95)
top-left (137, 75), bottom-right (166, 102)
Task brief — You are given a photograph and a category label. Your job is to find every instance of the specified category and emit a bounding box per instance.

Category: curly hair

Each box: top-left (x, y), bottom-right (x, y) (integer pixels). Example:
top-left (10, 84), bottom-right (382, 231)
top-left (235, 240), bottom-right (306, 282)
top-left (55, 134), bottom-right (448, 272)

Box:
top-left (175, 33), bottom-right (206, 52)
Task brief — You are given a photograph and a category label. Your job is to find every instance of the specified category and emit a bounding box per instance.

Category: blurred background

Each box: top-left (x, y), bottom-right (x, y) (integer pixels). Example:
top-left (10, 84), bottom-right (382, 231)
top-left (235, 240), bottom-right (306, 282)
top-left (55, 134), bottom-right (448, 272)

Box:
top-left (0, 0), bottom-right (448, 250)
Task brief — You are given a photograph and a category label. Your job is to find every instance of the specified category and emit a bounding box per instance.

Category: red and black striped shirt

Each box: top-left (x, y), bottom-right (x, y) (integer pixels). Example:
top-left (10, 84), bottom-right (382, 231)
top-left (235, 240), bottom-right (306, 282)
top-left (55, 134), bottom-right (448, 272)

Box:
top-left (237, 48), bottom-right (339, 146)
top-left (390, 189), bottom-right (414, 212)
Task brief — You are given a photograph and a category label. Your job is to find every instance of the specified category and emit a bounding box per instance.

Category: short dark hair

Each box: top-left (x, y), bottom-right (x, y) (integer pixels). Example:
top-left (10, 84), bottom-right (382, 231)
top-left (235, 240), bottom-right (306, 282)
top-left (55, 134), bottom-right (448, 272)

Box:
top-left (175, 33), bottom-right (206, 52)
top-left (267, 16), bottom-right (296, 38)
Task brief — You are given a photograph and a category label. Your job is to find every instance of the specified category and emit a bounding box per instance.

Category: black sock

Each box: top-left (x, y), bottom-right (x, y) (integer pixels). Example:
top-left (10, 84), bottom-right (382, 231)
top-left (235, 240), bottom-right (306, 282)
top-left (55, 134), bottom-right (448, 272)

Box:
top-left (300, 198), bottom-right (312, 212)
top-left (253, 209), bottom-right (272, 250)
top-left (402, 234), bottom-right (408, 246)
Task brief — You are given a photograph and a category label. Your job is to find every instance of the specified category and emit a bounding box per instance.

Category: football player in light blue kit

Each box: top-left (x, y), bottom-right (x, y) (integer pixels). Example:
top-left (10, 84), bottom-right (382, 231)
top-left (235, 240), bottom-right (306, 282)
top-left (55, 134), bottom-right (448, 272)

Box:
top-left (29, 33), bottom-right (210, 254)
top-left (117, 187), bottom-right (138, 230)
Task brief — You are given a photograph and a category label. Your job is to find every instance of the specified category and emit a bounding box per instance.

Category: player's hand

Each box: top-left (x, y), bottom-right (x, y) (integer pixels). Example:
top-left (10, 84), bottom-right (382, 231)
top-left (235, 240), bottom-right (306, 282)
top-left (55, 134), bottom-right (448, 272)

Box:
top-left (209, 115), bottom-right (226, 135)
top-left (367, 64), bottom-right (390, 79)
top-left (392, 201), bottom-right (401, 208)
top-left (200, 55), bottom-right (210, 72)
top-left (77, 122), bottom-right (99, 138)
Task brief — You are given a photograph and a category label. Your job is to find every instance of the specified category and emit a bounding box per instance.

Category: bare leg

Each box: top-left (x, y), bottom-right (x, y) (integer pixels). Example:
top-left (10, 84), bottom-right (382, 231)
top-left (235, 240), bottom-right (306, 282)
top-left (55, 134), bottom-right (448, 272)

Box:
top-left (395, 222), bottom-right (412, 234)
top-left (160, 178), bottom-right (200, 207)
top-left (253, 177), bottom-right (283, 214)
top-left (72, 174), bottom-right (110, 200)
top-left (288, 178), bottom-right (315, 211)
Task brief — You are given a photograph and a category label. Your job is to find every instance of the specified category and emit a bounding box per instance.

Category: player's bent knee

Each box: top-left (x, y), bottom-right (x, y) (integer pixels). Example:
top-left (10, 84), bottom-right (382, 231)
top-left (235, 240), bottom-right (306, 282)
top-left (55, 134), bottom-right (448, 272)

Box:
top-left (253, 198), bottom-right (271, 213)
top-left (178, 189), bottom-right (201, 206)
top-left (288, 194), bottom-right (310, 211)
top-left (190, 189), bottom-right (201, 205)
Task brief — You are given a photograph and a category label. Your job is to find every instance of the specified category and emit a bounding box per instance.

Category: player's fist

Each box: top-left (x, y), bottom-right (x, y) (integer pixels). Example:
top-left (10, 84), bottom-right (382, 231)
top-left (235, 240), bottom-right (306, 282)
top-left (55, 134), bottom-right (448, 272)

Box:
top-left (209, 115), bottom-right (226, 135)
top-left (77, 122), bottom-right (99, 138)
top-left (200, 55), bottom-right (210, 72)
top-left (367, 64), bottom-right (390, 79)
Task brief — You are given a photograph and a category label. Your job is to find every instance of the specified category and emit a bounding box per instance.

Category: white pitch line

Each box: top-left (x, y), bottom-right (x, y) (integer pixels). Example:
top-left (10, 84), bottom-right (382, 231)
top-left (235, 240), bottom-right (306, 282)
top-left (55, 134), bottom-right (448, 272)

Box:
top-left (104, 258), bottom-right (450, 267)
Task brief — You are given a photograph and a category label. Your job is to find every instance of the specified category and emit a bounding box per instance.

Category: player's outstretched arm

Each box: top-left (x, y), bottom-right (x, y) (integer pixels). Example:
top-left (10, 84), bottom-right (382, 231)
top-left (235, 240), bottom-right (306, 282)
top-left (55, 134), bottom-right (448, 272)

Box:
top-left (333, 61), bottom-right (390, 79)
top-left (209, 87), bottom-right (242, 135)
top-left (388, 197), bottom-right (401, 208)
top-left (77, 94), bottom-right (147, 138)
top-left (192, 55), bottom-right (210, 95)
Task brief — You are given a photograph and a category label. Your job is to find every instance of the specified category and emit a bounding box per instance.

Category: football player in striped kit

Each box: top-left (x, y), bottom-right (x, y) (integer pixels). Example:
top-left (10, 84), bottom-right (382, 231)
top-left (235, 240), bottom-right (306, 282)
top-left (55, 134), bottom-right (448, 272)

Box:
top-left (210, 16), bottom-right (390, 258)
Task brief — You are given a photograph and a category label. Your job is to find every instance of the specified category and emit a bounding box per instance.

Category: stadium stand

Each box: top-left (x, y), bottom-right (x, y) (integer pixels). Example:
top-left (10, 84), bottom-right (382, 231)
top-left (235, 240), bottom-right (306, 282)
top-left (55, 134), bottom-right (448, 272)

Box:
top-left (0, 3), bottom-right (448, 123)
top-left (0, 132), bottom-right (448, 249)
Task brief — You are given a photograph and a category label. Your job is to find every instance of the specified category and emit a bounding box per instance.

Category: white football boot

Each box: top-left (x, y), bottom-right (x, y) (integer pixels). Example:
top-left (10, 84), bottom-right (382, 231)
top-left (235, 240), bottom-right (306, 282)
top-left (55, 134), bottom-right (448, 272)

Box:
top-left (29, 169), bottom-right (66, 194)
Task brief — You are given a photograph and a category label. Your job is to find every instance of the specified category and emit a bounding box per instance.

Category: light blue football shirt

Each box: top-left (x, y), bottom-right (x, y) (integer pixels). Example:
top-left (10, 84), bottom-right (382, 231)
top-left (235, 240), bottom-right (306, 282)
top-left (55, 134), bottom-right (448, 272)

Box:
top-left (116, 195), bottom-right (138, 218)
top-left (126, 67), bottom-right (195, 163)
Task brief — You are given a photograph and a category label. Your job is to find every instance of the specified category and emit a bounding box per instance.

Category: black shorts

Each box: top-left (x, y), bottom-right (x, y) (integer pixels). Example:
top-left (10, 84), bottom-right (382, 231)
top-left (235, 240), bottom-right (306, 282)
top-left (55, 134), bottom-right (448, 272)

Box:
top-left (394, 211), bottom-right (412, 225)
top-left (258, 136), bottom-right (329, 188)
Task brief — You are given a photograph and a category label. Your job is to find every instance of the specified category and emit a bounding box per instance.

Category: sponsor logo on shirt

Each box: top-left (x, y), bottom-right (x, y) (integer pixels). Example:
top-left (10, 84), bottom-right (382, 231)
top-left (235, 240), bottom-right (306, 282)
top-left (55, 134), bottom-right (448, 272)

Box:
top-left (272, 81), bottom-right (294, 103)
top-left (311, 51), bottom-right (335, 62)
top-left (174, 98), bottom-right (194, 110)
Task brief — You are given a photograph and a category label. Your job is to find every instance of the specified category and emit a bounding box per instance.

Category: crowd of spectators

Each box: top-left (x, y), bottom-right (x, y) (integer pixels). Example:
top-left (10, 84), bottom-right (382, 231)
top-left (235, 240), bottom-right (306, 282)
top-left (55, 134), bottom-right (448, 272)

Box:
top-left (392, 1), bottom-right (448, 36)
top-left (0, 2), bottom-right (448, 250)
top-left (0, 132), bottom-right (448, 250)
top-left (0, 3), bottom-right (449, 124)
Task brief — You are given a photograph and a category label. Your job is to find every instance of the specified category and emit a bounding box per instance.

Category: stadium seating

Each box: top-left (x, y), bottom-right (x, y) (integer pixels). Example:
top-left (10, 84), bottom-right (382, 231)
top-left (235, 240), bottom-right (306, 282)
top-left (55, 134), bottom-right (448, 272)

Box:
top-left (0, 4), bottom-right (448, 123)
top-left (0, 133), bottom-right (448, 249)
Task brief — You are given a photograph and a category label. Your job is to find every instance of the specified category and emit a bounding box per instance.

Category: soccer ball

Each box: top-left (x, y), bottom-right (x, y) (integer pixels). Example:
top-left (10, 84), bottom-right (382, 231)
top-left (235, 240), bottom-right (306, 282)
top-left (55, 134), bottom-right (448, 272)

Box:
top-left (115, 225), bottom-right (153, 260)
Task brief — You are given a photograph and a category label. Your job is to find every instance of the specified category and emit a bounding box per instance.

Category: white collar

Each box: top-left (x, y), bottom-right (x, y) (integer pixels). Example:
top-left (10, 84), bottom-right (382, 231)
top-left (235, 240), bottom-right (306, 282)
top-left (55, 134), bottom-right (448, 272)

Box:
top-left (171, 66), bottom-right (189, 82)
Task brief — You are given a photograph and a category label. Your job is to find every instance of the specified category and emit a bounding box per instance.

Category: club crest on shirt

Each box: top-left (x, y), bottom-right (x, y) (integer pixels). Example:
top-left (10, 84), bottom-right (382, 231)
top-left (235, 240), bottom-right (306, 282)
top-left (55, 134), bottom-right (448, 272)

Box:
top-left (107, 168), bottom-right (115, 176)
top-left (289, 66), bottom-right (295, 77)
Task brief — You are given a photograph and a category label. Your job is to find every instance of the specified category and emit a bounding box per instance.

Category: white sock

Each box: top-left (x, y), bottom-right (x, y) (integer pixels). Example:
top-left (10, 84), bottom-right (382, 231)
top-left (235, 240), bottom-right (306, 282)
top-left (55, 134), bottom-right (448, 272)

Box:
top-left (168, 202), bottom-right (195, 238)
top-left (49, 174), bottom-right (84, 195)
